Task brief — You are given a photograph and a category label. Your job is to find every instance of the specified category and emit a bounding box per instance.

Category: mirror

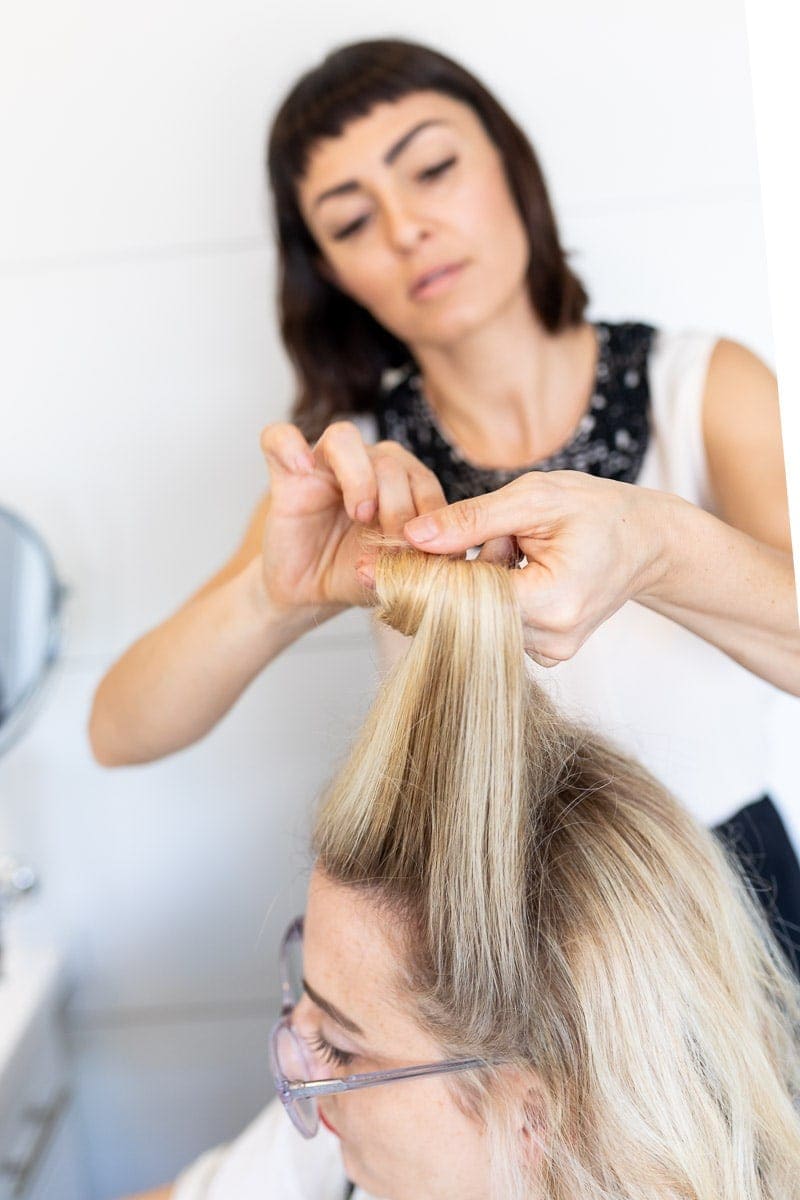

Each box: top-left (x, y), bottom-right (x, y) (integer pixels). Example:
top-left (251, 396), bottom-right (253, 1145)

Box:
top-left (0, 506), bottom-right (66, 757)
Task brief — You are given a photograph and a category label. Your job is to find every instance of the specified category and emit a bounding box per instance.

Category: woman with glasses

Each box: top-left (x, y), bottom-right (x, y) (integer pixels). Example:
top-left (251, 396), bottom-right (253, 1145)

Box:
top-left (129, 546), bottom-right (800, 1200)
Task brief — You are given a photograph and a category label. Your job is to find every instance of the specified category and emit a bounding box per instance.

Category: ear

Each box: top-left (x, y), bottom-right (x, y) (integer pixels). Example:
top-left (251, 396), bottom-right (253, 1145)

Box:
top-left (495, 1069), bottom-right (548, 1158)
top-left (522, 1097), bottom-right (547, 1138)
top-left (519, 1082), bottom-right (548, 1161)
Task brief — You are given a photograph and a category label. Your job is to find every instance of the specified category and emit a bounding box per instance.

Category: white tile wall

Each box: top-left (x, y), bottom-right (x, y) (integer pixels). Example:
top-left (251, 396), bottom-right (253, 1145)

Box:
top-left (0, 0), bottom-right (790, 1195)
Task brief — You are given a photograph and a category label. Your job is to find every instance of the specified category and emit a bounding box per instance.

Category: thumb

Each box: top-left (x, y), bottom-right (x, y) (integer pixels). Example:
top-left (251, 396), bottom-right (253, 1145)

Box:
top-left (404, 494), bottom-right (508, 553)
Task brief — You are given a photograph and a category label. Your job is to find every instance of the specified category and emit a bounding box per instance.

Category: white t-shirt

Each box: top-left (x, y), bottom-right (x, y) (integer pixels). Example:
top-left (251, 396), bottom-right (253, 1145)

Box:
top-left (172, 1096), bottom-right (379, 1200)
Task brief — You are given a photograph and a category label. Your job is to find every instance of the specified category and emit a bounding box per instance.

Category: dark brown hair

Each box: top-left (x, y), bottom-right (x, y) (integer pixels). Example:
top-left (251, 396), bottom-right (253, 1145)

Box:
top-left (267, 38), bottom-right (589, 440)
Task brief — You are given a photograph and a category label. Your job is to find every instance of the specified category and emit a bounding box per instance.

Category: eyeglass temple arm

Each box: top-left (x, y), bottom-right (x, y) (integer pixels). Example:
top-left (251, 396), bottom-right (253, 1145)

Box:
top-left (284, 1057), bottom-right (486, 1102)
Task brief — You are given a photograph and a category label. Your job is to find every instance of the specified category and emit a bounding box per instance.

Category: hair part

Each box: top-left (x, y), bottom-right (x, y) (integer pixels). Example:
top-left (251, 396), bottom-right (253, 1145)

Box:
top-left (313, 546), bottom-right (800, 1199)
top-left (267, 38), bottom-right (589, 440)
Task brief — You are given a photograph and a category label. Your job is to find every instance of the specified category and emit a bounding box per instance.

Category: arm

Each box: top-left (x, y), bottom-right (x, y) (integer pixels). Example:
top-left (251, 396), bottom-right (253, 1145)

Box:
top-left (637, 339), bottom-right (798, 692)
top-left (89, 423), bottom-right (446, 767)
top-left (399, 340), bottom-right (799, 692)
top-left (88, 495), bottom-right (330, 767)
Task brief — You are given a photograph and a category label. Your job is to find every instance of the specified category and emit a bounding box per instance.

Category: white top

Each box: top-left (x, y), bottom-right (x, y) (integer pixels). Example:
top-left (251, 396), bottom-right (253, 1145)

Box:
top-left (366, 328), bottom-right (796, 829)
top-left (172, 1097), bottom-right (378, 1200)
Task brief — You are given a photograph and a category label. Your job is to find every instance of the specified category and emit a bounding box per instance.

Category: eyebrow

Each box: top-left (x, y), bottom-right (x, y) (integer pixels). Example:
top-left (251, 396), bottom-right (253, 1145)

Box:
top-left (312, 119), bottom-right (450, 210)
top-left (302, 977), bottom-right (365, 1035)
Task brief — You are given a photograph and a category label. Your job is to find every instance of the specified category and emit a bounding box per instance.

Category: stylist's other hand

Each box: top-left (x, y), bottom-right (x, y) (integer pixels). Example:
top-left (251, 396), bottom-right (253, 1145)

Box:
top-left (403, 471), bottom-right (663, 667)
top-left (260, 421), bottom-right (446, 611)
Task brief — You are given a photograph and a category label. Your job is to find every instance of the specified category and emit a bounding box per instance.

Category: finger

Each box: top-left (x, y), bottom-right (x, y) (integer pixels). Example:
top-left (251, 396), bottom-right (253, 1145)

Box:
top-left (373, 454), bottom-right (418, 536)
top-left (408, 465), bottom-right (447, 515)
top-left (403, 480), bottom-right (534, 553)
top-left (259, 423), bottom-right (315, 474)
top-left (476, 536), bottom-right (519, 566)
top-left (313, 421), bottom-right (378, 523)
top-left (367, 442), bottom-right (446, 517)
top-left (509, 560), bottom-right (566, 667)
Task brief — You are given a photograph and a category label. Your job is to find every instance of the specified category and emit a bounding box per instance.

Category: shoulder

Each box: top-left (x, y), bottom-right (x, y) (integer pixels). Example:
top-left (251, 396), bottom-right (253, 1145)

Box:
top-left (643, 326), bottom-right (772, 431)
top-left (701, 336), bottom-right (778, 419)
top-left (643, 328), bottom-right (788, 547)
top-left (699, 336), bottom-right (780, 467)
top-left (645, 328), bottom-right (777, 406)
top-left (699, 337), bottom-right (789, 549)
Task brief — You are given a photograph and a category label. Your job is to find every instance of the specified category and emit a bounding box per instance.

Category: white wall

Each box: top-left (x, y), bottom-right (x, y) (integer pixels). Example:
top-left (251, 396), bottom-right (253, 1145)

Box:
top-left (0, 1), bottom-right (790, 1196)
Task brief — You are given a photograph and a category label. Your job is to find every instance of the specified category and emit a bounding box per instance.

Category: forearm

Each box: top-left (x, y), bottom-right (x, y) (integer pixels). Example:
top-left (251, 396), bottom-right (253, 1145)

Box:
top-left (637, 492), bottom-right (800, 694)
top-left (89, 557), bottom-right (339, 766)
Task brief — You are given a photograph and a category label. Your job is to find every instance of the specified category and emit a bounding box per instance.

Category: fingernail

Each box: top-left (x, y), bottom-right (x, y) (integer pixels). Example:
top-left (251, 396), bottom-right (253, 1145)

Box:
top-left (356, 499), bottom-right (376, 523)
top-left (405, 516), bottom-right (437, 543)
top-left (293, 452), bottom-right (314, 473)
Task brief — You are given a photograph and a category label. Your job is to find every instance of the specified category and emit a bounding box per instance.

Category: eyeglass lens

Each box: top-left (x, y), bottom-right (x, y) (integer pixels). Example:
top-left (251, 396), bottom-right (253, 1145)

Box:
top-left (273, 1020), bottom-right (319, 1136)
top-left (284, 924), bottom-right (304, 1009)
top-left (274, 920), bottom-right (321, 1136)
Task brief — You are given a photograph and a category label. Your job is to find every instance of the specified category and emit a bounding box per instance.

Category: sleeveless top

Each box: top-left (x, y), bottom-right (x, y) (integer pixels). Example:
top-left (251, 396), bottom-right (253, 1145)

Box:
top-left (356, 320), bottom-right (797, 833)
top-left (376, 321), bottom-right (655, 500)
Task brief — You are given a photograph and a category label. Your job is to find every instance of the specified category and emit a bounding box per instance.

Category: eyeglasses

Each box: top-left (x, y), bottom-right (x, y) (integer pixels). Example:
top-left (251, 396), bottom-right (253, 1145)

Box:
top-left (269, 915), bottom-right (489, 1138)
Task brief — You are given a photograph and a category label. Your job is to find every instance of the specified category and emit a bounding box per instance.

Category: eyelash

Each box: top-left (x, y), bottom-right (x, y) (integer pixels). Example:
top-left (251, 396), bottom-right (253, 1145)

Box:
top-left (306, 1031), bottom-right (355, 1069)
top-left (332, 156), bottom-right (458, 241)
top-left (419, 154), bottom-right (458, 181)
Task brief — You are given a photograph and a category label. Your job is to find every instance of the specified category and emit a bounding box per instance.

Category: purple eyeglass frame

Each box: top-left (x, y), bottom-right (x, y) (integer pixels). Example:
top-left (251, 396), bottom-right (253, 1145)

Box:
top-left (269, 915), bottom-right (489, 1137)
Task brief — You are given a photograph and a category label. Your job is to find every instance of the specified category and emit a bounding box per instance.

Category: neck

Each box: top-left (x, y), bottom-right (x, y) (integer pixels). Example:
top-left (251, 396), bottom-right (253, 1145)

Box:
top-left (409, 289), bottom-right (596, 470)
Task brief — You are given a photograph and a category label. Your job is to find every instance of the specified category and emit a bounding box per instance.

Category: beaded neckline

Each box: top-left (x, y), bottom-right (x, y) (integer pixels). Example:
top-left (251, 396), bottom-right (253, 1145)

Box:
top-left (376, 321), bottom-right (656, 504)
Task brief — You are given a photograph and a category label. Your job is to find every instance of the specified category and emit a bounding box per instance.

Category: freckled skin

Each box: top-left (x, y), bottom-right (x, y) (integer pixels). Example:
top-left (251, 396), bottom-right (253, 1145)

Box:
top-left (301, 870), bottom-right (499, 1200)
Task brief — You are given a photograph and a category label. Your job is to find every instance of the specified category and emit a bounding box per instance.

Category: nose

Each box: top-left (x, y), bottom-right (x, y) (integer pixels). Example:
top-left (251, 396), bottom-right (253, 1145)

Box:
top-left (380, 196), bottom-right (432, 254)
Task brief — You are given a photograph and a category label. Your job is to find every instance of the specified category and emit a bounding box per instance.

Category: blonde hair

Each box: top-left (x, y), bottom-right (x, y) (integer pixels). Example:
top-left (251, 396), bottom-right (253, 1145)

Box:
top-left (313, 548), bottom-right (800, 1199)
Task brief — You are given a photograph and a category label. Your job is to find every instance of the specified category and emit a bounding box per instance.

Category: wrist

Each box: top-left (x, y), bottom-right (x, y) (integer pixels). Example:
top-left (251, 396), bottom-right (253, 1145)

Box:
top-left (629, 487), bottom-right (684, 602)
top-left (239, 556), bottom-right (345, 641)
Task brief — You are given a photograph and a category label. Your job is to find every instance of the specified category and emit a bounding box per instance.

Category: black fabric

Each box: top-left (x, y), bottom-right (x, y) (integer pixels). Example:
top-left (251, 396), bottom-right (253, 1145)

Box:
top-left (376, 320), bottom-right (656, 503)
top-left (713, 794), bottom-right (800, 980)
top-left (343, 1182), bottom-right (356, 1199)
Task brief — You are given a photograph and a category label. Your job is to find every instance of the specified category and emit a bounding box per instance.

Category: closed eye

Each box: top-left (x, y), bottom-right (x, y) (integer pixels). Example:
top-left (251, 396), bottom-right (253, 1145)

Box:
top-left (331, 157), bottom-right (458, 241)
top-left (306, 1031), bottom-right (355, 1069)
top-left (333, 214), bottom-right (369, 241)
top-left (418, 155), bottom-right (457, 181)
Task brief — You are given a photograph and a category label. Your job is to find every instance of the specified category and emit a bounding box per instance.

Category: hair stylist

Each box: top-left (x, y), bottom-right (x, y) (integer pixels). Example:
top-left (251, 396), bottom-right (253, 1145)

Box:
top-left (90, 40), bottom-right (798, 891)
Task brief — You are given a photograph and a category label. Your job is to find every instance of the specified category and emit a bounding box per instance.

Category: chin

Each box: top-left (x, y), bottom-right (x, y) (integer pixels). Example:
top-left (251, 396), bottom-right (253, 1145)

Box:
top-left (410, 303), bottom-right (491, 348)
top-left (340, 1143), bottom-right (395, 1200)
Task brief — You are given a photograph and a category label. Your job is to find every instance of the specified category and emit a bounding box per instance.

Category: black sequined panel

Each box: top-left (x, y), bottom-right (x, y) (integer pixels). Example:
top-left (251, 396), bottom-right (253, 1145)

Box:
top-left (376, 321), bottom-right (656, 503)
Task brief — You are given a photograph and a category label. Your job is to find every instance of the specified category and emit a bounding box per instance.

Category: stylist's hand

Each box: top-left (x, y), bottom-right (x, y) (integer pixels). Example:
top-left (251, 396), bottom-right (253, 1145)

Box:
top-left (402, 471), bottom-right (663, 666)
top-left (260, 420), bottom-right (446, 611)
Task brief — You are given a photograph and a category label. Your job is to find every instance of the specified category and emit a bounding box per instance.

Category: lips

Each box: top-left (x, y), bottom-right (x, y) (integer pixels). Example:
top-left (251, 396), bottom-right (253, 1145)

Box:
top-left (410, 260), bottom-right (467, 297)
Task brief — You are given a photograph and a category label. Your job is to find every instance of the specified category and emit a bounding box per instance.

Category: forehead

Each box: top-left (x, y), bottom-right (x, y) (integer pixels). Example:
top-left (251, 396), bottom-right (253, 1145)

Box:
top-left (304, 869), bottom-right (426, 1047)
top-left (298, 91), bottom-right (484, 200)
top-left (304, 869), bottom-right (398, 995)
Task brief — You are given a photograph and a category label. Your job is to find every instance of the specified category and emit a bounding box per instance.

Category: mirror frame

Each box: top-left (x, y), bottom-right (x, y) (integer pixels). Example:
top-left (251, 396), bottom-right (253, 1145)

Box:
top-left (0, 506), bottom-right (67, 758)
